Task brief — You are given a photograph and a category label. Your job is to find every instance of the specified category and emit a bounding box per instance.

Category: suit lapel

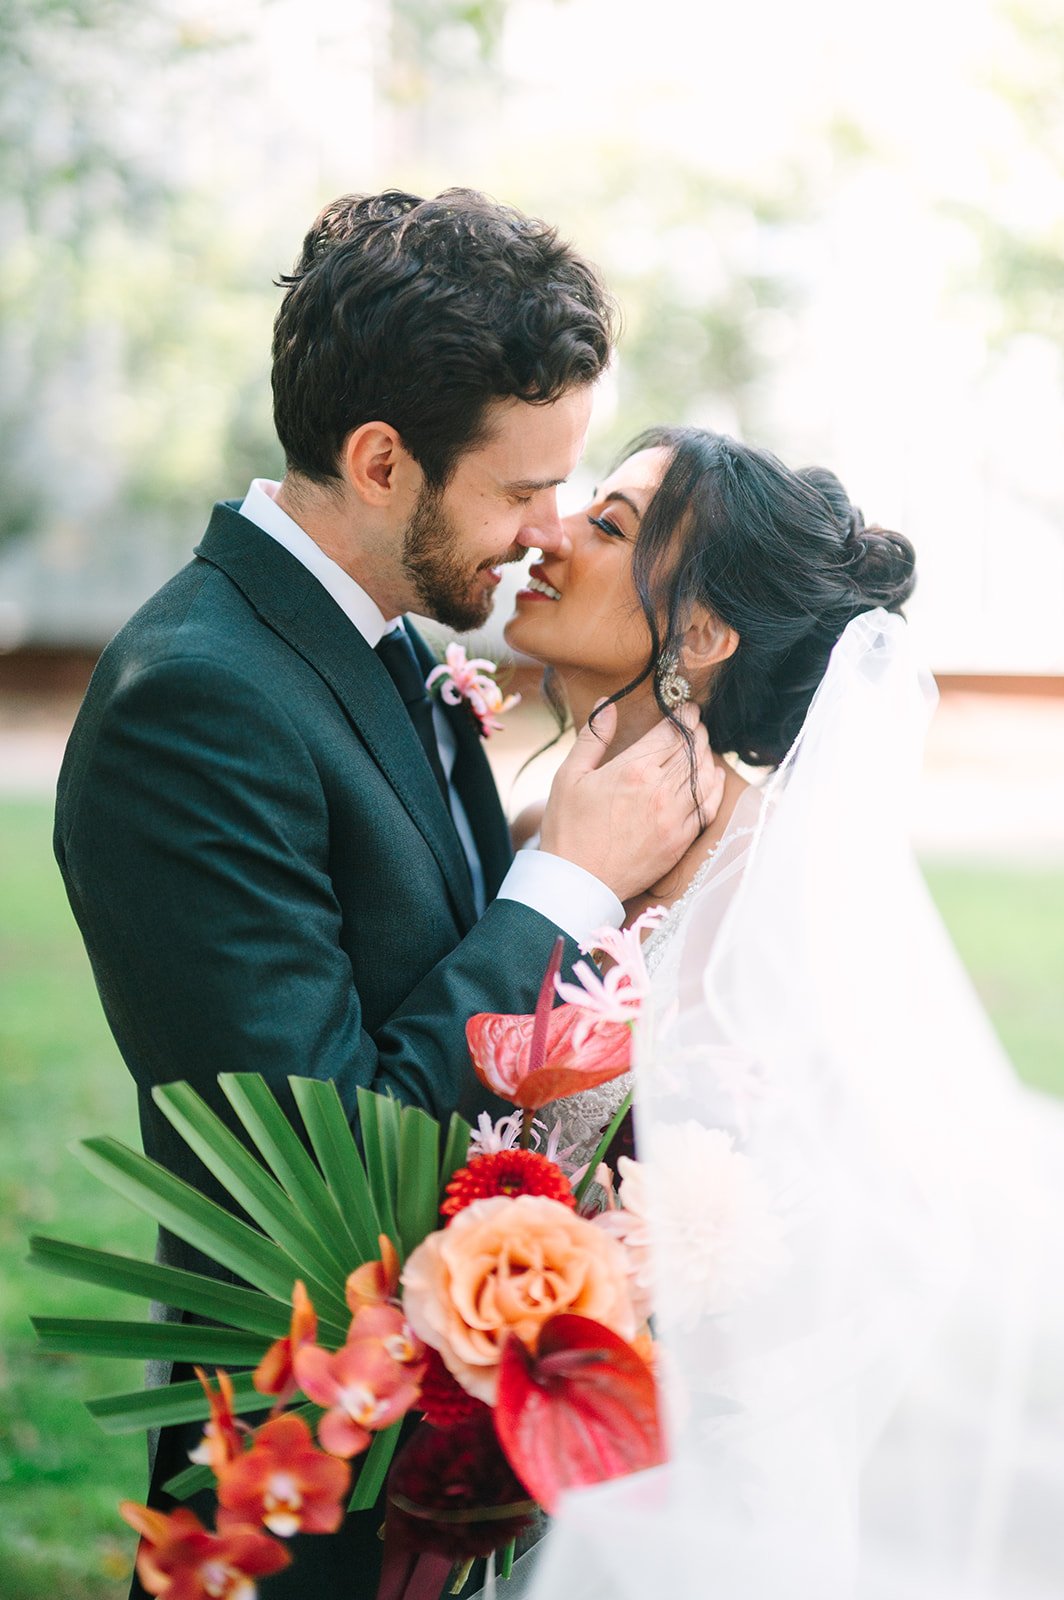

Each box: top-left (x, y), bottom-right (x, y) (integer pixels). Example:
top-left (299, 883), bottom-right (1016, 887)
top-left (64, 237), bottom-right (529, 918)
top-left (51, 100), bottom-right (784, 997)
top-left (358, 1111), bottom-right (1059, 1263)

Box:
top-left (195, 504), bottom-right (478, 932)
top-left (406, 627), bottom-right (514, 901)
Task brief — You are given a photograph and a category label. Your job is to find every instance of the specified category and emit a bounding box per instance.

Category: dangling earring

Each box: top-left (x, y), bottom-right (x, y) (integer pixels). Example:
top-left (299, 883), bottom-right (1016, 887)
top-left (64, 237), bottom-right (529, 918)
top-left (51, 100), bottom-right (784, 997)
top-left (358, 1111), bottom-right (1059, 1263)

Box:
top-left (657, 650), bottom-right (691, 710)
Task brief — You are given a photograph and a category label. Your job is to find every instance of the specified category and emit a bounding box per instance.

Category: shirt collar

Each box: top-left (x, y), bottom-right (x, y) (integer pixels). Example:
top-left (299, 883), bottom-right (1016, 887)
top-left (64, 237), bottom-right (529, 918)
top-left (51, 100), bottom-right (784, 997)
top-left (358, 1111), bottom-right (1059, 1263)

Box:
top-left (238, 478), bottom-right (400, 647)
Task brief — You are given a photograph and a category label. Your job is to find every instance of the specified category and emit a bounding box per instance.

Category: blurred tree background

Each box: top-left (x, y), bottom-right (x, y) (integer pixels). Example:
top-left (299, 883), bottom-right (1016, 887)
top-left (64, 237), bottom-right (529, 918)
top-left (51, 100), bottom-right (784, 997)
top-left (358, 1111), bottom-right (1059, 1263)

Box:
top-left (3, 0), bottom-right (1059, 660)
top-left (2, 2), bottom-right (1063, 1595)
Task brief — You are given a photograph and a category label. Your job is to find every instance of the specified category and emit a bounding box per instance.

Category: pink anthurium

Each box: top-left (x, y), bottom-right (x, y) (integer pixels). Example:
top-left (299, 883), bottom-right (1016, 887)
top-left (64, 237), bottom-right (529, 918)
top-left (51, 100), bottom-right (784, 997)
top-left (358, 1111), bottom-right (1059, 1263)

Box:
top-left (467, 938), bottom-right (631, 1111)
top-left (493, 1314), bottom-right (666, 1513)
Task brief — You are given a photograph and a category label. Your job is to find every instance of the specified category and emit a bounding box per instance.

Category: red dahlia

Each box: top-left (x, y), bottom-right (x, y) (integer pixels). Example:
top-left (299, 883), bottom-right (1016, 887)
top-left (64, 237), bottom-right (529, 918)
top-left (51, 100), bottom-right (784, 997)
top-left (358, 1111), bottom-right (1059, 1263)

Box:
top-left (441, 1150), bottom-right (575, 1219)
top-left (418, 1346), bottom-right (489, 1429)
top-left (386, 1416), bottom-right (535, 1560)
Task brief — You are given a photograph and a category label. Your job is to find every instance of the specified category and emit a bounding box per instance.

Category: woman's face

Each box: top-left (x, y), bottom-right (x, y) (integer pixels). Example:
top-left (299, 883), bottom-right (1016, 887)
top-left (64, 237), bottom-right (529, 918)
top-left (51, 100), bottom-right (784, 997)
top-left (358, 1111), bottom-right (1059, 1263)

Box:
top-left (503, 446), bottom-right (671, 689)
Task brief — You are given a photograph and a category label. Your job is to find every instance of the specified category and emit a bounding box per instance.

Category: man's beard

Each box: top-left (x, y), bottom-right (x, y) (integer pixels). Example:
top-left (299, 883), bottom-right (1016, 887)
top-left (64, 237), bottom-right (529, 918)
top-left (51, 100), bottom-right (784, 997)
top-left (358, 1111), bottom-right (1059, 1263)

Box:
top-left (400, 483), bottom-right (508, 632)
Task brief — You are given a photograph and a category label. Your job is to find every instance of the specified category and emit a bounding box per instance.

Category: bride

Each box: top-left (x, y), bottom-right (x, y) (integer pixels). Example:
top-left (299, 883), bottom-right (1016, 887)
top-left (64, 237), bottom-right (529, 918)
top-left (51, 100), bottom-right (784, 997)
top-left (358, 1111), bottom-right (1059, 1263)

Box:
top-left (503, 424), bottom-right (914, 1166)
top-left (496, 427), bottom-right (1062, 1598)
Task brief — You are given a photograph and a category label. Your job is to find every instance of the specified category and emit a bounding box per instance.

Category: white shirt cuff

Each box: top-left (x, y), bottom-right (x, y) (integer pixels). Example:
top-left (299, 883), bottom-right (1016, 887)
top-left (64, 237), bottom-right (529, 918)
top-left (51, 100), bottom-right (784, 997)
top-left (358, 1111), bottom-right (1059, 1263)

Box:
top-left (495, 850), bottom-right (624, 948)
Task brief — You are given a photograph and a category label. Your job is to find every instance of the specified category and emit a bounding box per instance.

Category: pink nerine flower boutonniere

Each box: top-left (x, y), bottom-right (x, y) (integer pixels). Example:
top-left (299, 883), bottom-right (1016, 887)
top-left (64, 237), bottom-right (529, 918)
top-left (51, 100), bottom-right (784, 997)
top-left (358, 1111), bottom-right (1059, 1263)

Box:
top-left (426, 642), bottom-right (520, 738)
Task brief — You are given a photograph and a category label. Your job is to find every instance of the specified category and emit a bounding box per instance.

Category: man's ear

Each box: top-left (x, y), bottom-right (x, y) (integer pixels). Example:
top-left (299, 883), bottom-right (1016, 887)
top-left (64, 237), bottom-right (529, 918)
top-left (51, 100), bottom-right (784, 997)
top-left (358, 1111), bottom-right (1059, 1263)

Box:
top-left (342, 421), bottom-right (413, 505)
top-left (682, 607), bottom-right (739, 675)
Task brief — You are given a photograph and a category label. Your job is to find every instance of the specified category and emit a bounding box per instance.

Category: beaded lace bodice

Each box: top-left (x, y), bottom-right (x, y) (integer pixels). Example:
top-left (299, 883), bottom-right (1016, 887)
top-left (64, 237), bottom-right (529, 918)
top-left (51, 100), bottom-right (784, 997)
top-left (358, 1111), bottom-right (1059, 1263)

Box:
top-left (552, 823), bottom-right (758, 1168)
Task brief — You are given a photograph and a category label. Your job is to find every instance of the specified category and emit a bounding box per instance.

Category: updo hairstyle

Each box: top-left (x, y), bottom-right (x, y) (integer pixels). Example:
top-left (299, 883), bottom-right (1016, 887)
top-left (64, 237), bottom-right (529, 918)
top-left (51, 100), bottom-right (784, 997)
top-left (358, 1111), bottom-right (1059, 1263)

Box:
top-left (614, 426), bottom-right (916, 767)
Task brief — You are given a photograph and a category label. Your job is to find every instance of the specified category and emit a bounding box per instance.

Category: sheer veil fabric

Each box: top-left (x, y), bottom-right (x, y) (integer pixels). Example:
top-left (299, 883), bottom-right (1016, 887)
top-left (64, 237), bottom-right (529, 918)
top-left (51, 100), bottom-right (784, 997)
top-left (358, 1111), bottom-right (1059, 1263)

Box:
top-left (519, 609), bottom-right (1064, 1600)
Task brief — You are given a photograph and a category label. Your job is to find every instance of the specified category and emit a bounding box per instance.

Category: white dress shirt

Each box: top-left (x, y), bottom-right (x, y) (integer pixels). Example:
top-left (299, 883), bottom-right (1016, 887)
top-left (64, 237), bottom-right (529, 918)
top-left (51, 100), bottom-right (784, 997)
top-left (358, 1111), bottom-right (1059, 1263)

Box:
top-left (238, 480), bottom-right (623, 945)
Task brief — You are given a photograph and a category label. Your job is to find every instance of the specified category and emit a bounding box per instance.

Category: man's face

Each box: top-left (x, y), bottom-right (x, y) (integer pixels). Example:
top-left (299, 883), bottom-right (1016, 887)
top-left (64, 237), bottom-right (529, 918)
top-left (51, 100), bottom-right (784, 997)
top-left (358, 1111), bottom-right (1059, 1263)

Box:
top-left (400, 386), bottom-right (593, 631)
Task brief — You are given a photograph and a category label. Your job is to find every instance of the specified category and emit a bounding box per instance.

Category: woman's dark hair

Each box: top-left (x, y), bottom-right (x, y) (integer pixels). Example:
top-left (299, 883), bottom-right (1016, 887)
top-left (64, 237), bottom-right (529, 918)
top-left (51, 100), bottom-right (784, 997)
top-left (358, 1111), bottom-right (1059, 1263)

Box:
top-left (602, 426), bottom-right (916, 768)
top-left (271, 188), bottom-right (616, 489)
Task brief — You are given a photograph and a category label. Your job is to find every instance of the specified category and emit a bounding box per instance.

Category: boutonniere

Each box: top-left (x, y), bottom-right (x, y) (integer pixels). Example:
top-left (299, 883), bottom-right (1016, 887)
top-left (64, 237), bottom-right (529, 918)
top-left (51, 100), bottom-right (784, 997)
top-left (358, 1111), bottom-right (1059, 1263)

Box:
top-left (426, 643), bottom-right (521, 739)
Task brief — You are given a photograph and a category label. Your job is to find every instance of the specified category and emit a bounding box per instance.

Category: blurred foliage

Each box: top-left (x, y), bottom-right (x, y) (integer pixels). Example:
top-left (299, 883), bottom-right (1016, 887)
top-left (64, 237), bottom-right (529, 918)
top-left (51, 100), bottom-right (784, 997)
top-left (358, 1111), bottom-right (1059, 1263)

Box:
top-left (504, 145), bottom-right (844, 463)
top-left (956, 0), bottom-right (1064, 351)
top-left (0, 0), bottom-right (281, 554)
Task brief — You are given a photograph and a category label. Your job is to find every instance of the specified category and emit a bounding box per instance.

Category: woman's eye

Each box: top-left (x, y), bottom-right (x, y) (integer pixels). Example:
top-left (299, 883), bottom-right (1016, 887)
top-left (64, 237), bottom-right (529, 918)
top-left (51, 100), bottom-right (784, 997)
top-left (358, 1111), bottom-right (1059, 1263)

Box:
top-left (588, 513), bottom-right (625, 539)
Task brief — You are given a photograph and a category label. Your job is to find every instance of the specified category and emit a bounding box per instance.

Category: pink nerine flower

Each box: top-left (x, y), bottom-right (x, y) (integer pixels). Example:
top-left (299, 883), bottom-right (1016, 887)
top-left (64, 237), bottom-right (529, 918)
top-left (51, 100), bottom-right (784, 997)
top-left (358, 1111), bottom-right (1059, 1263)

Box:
top-left (425, 642), bottom-right (520, 738)
top-left (554, 907), bottom-right (666, 1043)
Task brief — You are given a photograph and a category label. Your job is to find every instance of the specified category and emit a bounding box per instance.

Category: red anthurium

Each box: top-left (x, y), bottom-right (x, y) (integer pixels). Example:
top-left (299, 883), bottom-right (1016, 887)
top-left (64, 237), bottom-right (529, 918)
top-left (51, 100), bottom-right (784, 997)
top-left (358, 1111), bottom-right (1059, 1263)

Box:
top-left (188, 1369), bottom-right (244, 1478)
top-left (294, 1334), bottom-right (424, 1458)
top-left (252, 1280), bottom-right (317, 1407)
top-left (494, 1314), bottom-right (666, 1513)
top-left (345, 1234), bottom-right (401, 1315)
top-left (119, 1501), bottom-right (290, 1599)
top-left (216, 1413), bottom-right (350, 1538)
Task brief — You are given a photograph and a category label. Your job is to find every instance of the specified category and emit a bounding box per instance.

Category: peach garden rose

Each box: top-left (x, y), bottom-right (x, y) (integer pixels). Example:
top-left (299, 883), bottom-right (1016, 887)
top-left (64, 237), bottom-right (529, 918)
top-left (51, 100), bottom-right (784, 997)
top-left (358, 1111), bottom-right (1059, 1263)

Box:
top-left (401, 1195), bottom-right (638, 1404)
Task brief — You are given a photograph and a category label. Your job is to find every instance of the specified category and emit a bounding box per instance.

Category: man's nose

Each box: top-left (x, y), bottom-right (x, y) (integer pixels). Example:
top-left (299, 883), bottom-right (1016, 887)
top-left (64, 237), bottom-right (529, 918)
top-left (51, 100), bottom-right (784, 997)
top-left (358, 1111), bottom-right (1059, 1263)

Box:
top-left (515, 503), bottom-right (573, 560)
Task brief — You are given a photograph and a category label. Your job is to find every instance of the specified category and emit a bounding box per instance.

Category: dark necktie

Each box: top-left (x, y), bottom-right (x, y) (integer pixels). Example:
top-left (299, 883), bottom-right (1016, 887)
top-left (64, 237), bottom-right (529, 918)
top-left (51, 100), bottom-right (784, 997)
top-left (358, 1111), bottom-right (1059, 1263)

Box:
top-left (375, 626), bottom-right (450, 802)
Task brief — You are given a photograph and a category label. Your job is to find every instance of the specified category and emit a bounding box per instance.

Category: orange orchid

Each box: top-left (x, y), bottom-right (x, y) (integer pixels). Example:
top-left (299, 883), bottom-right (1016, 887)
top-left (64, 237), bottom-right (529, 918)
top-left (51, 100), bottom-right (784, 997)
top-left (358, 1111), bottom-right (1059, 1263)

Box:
top-left (345, 1234), bottom-right (401, 1314)
top-left (252, 1280), bottom-right (317, 1408)
top-left (188, 1369), bottom-right (244, 1478)
top-left (119, 1501), bottom-right (289, 1599)
top-left (294, 1309), bottom-right (425, 1458)
top-left (216, 1413), bottom-right (350, 1538)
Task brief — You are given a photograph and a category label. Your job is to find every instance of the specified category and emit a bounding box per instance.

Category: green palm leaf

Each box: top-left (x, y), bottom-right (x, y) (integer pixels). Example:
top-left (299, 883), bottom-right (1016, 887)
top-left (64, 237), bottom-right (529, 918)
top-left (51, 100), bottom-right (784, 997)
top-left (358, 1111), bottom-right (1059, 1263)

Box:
top-left (349, 1420), bottom-right (403, 1511)
top-left (438, 1111), bottom-right (472, 1200)
top-left (358, 1087), bottom-right (401, 1251)
top-left (152, 1083), bottom-right (350, 1326)
top-left (73, 1137), bottom-right (348, 1336)
top-left (87, 1369), bottom-right (264, 1434)
top-left (27, 1235), bottom-right (292, 1338)
top-left (220, 1074), bottom-right (358, 1277)
top-left (288, 1077), bottom-right (382, 1262)
top-left (32, 1318), bottom-right (270, 1365)
top-left (397, 1106), bottom-right (442, 1257)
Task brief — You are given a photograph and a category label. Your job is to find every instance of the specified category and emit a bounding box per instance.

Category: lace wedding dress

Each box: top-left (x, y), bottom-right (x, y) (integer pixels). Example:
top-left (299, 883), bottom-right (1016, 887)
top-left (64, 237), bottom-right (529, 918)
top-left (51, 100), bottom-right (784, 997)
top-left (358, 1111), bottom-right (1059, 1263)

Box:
top-left (552, 816), bottom-right (761, 1172)
top-left (519, 609), bottom-right (1064, 1600)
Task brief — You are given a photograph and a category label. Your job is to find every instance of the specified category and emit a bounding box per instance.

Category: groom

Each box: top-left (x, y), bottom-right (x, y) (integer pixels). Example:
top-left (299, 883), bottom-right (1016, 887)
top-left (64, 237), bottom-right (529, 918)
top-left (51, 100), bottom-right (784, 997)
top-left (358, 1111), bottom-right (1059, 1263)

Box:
top-left (54, 188), bottom-right (713, 1596)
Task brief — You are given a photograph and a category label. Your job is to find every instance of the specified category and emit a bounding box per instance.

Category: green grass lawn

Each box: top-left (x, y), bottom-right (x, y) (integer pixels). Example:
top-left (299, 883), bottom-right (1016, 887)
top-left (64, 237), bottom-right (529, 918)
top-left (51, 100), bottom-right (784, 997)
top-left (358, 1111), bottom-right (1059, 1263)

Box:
top-left (1, 798), bottom-right (1061, 1598)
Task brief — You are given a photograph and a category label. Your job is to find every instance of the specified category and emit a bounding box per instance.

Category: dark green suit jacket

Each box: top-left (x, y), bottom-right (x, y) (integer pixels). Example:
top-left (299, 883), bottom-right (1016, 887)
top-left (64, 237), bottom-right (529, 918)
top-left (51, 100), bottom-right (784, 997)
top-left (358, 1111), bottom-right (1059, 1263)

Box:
top-left (54, 502), bottom-right (577, 1596)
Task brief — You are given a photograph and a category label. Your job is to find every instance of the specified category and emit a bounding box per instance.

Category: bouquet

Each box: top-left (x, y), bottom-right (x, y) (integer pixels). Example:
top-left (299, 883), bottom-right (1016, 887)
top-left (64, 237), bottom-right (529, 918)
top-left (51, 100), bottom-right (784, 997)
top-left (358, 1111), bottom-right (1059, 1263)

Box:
top-left (30, 919), bottom-right (668, 1600)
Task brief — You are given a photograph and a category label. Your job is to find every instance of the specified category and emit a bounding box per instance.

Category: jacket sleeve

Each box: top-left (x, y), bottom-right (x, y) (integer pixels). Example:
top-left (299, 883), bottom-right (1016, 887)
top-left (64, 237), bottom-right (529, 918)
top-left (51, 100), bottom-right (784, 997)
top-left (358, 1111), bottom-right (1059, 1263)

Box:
top-left (57, 654), bottom-right (576, 1132)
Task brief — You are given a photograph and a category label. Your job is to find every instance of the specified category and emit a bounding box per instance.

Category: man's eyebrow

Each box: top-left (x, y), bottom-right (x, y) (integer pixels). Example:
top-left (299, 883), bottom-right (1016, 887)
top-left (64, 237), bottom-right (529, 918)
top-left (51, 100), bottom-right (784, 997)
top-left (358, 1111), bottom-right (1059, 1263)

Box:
top-left (502, 476), bottom-right (566, 493)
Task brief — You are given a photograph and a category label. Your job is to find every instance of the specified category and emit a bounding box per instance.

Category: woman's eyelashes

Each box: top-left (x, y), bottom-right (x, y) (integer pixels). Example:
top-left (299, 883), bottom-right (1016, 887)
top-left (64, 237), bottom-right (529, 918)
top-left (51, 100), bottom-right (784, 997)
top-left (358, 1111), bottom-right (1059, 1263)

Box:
top-left (587, 513), bottom-right (626, 539)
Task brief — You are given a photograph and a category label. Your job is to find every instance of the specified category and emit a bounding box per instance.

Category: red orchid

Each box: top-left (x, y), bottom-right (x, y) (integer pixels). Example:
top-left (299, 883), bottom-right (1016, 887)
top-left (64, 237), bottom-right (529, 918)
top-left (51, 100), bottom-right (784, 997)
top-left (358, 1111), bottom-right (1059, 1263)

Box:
top-left (189, 1369), bottom-right (244, 1478)
top-left (294, 1318), bottom-right (425, 1458)
top-left (467, 937), bottom-right (631, 1111)
top-left (494, 1313), bottom-right (666, 1513)
top-left (216, 1413), bottom-right (350, 1538)
top-left (252, 1280), bottom-right (317, 1408)
top-left (345, 1234), bottom-right (401, 1314)
top-left (119, 1502), bottom-right (290, 1599)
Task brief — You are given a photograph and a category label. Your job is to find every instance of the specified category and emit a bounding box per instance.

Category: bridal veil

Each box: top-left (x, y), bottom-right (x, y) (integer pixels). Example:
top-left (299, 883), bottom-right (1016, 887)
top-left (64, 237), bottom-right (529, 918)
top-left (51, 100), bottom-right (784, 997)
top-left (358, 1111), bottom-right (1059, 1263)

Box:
top-left (524, 609), bottom-right (1063, 1599)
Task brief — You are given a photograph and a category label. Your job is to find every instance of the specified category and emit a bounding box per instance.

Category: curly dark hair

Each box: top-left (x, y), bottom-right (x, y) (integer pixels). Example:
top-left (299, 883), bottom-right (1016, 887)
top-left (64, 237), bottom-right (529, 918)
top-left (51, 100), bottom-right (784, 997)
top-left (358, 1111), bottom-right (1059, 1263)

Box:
top-left (271, 188), bottom-right (617, 489)
top-left (598, 426), bottom-right (917, 768)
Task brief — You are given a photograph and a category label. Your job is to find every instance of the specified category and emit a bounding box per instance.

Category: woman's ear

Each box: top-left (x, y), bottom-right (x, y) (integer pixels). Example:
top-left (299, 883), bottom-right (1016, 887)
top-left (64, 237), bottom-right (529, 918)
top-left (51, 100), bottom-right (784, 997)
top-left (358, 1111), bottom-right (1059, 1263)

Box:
top-left (682, 607), bottom-right (739, 676)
